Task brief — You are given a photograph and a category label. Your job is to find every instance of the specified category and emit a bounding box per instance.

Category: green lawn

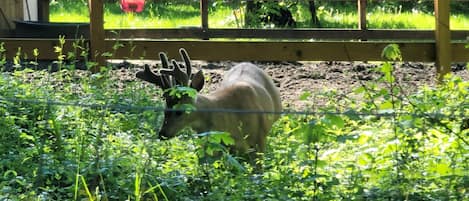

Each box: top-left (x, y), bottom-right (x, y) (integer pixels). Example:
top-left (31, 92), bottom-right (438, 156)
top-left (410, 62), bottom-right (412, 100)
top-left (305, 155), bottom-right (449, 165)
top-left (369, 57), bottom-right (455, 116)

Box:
top-left (49, 1), bottom-right (469, 29)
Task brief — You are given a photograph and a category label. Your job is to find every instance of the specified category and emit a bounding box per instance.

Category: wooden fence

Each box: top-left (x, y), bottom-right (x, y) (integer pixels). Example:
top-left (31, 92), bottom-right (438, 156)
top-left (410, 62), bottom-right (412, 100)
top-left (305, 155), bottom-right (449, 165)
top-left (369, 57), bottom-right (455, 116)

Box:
top-left (0, 0), bottom-right (468, 78)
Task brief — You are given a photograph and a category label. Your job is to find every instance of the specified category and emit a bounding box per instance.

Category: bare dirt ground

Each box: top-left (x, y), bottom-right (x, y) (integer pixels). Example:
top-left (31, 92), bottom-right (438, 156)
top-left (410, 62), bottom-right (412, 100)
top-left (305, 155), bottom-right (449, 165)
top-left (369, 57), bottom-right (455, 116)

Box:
top-left (111, 60), bottom-right (468, 110)
top-left (4, 59), bottom-right (468, 110)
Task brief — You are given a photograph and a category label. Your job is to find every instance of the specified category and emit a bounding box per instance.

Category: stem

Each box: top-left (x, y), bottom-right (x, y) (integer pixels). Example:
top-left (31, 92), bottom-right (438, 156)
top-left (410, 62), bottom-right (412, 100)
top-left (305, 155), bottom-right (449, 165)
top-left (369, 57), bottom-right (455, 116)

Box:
top-left (312, 144), bottom-right (320, 201)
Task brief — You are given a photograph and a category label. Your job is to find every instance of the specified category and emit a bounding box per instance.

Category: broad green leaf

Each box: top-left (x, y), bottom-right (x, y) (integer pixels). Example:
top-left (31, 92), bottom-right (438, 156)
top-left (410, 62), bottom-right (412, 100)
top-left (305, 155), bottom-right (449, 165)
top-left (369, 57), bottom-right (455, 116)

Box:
top-left (299, 91), bottom-right (312, 101)
top-left (353, 86), bottom-right (366, 94)
top-left (380, 62), bottom-right (395, 83)
top-left (219, 133), bottom-right (235, 146)
top-left (322, 114), bottom-right (345, 129)
top-left (357, 153), bottom-right (373, 166)
top-left (381, 44), bottom-right (402, 61)
top-left (434, 163), bottom-right (450, 175)
top-left (379, 100), bottom-right (394, 110)
top-left (168, 86), bottom-right (197, 99)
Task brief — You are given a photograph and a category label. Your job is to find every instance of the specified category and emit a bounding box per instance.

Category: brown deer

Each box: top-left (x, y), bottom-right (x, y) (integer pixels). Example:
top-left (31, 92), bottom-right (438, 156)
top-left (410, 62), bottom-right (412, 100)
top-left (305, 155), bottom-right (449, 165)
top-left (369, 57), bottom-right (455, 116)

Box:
top-left (136, 48), bottom-right (282, 160)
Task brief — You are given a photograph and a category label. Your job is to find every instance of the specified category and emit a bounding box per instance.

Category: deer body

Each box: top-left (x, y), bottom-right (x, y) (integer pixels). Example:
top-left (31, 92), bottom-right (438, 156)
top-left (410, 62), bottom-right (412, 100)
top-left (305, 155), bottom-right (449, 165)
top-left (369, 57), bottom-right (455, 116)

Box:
top-left (137, 49), bottom-right (281, 159)
top-left (166, 63), bottom-right (281, 155)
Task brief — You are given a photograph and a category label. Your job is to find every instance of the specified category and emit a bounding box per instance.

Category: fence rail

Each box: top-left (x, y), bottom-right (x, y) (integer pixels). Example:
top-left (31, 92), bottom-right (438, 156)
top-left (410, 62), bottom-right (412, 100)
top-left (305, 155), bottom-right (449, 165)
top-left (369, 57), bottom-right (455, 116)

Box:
top-left (107, 28), bottom-right (469, 41)
top-left (2, 38), bottom-right (468, 62)
top-left (0, 0), bottom-right (467, 79)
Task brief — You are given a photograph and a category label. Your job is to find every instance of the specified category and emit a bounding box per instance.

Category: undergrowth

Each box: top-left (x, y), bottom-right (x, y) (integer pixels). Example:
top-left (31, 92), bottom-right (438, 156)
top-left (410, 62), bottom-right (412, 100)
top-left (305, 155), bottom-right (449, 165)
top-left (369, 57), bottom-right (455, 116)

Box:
top-left (0, 40), bottom-right (468, 200)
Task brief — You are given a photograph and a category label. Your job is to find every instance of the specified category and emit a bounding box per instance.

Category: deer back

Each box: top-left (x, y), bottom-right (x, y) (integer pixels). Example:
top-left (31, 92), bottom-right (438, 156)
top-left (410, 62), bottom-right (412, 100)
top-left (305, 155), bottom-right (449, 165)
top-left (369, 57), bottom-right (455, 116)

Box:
top-left (198, 62), bottom-right (281, 156)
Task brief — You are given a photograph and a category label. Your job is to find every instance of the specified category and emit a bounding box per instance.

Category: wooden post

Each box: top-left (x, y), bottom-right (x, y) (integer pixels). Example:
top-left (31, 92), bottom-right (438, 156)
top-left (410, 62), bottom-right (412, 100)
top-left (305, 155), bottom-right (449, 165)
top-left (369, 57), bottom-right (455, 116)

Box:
top-left (89, 0), bottom-right (106, 72)
top-left (434, 0), bottom-right (451, 80)
top-left (200, 0), bottom-right (209, 40)
top-left (37, 0), bottom-right (50, 22)
top-left (0, 0), bottom-right (24, 35)
top-left (358, 0), bottom-right (367, 31)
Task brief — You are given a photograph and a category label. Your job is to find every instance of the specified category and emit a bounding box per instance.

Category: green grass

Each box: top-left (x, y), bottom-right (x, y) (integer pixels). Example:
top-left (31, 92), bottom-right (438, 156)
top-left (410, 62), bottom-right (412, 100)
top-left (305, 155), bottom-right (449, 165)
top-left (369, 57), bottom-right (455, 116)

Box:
top-left (368, 12), bottom-right (436, 29)
top-left (49, 2), bottom-right (469, 29)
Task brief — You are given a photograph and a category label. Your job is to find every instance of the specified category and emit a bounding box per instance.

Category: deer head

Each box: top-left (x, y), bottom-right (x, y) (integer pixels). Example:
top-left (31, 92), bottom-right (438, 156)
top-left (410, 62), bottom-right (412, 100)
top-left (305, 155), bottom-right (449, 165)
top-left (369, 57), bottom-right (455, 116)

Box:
top-left (136, 48), bottom-right (205, 139)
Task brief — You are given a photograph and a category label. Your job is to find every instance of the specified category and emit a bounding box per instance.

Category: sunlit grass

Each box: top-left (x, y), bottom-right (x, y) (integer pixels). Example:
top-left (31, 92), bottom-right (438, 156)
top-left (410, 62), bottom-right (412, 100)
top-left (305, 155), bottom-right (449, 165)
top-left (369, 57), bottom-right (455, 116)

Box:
top-left (209, 8), bottom-right (237, 28)
top-left (451, 14), bottom-right (469, 30)
top-left (105, 13), bottom-right (201, 29)
top-left (50, 13), bottom-right (89, 23)
top-left (319, 11), bottom-right (469, 29)
top-left (318, 10), bottom-right (358, 28)
top-left (368, 12), bottom-right (436, 29)
top-left (49, 3), bottom-right (469, 30)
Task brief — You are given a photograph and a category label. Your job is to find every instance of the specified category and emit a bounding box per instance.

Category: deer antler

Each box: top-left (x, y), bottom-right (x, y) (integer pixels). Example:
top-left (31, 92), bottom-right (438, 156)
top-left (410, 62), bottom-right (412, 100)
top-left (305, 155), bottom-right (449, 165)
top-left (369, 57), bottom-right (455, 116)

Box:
top-left (136, 48), bottom-right (205, 91)
top-left (160, 52), bottom-right (191, 86)
top-left (136, 64), bottom-right (171, 89)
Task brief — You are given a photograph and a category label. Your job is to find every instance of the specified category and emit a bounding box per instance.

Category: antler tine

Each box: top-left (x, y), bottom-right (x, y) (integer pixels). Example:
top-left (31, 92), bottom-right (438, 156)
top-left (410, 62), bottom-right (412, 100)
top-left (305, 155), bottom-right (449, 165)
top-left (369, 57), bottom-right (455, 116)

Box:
top-left (179, 48), bottom-right (191, 78)
top-left (159, 52), bottom-right (171, 70)
top-left (170, 59), bottom-right (189, 86)
top-left (159, 54), bottom-right (189, 87)
top-left (158, 52), bottom-right (173, 89)
top-left (136, 64), bottom-right (165, 87)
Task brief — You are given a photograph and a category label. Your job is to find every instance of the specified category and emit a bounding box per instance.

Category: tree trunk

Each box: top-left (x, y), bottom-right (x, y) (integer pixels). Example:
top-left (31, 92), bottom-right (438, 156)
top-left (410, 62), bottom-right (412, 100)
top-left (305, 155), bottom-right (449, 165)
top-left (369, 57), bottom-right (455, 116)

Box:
top-left (308, 0), bottom-right (320, 28)
top-left (245, 1), bottom-right (260, 28)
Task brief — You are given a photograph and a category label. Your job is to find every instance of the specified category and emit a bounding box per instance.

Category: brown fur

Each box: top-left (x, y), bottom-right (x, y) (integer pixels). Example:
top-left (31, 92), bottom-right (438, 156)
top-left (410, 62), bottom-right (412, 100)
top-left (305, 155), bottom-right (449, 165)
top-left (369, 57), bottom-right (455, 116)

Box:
top-left (159, 62), bottom-right (282, 158)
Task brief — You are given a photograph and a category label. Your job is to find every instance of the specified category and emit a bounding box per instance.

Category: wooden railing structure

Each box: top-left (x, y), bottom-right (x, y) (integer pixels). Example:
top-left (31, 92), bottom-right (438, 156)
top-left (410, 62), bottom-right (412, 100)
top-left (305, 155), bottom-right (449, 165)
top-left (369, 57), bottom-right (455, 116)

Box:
top-left (0, 0), bottom-right (468, 78)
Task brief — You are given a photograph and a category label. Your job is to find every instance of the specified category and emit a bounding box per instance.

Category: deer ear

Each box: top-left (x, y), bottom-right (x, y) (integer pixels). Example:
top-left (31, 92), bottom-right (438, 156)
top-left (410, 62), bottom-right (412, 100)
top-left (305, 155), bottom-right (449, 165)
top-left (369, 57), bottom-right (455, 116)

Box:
top-left (190, 70), bottom-right (205, 92)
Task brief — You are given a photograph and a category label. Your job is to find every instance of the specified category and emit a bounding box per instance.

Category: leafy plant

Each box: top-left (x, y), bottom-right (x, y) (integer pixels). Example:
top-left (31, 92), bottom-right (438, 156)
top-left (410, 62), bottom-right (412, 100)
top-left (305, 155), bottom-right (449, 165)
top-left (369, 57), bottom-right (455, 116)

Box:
top-left (0, 39), bottom-right (467, 201)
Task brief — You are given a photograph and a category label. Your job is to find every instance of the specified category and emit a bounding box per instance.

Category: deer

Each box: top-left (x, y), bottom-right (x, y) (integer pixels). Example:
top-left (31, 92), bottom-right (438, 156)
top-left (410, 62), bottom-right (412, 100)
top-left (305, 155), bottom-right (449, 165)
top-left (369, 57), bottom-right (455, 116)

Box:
top-left (136, 48), bottom-right (282, 161)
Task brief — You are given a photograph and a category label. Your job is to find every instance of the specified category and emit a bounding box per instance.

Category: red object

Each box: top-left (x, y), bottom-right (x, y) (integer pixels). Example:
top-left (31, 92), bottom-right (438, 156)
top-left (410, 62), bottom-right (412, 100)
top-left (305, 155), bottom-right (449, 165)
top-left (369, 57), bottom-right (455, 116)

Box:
top-left (120, 0), bottom-right (145, 13)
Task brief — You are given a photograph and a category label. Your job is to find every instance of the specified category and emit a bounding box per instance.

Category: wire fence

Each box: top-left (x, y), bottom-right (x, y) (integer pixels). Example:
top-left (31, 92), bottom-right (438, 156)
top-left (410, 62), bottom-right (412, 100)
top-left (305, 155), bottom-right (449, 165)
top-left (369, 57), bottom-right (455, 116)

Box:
top-left (1, 96), bottom-right (466, 119)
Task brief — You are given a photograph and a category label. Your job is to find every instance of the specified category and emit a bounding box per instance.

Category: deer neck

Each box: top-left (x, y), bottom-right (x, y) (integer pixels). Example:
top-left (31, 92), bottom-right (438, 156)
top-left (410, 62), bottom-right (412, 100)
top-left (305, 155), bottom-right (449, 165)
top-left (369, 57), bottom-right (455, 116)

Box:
top-left (191, 91), bottom-right (231, 133)
top-left (190, 94), bottom-right (214, 132)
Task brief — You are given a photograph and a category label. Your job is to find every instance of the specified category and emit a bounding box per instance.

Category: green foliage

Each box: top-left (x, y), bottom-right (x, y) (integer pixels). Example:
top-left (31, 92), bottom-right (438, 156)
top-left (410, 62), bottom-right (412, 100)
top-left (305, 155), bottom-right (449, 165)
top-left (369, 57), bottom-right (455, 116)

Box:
top-left (167, 86), bottom-right (198, 99)
top-left (0, 40), bottom-right (468, 201)
top-left (48, 1), bottom-right (469, 29)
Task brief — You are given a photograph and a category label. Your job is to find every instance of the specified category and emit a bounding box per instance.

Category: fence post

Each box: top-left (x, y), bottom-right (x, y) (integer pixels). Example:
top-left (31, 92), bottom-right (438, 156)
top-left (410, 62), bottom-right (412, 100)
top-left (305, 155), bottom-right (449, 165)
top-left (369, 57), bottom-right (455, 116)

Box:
top-left (358, 0), bottom-right (367, 31)
top-left (89, 0), bottom-right (106, 72)
top-left (0, 0), bottom-right (23, 35)
top-left (200, 0), bottom-right (209, 40)
top-left (38, 0), bottom-right (49, 22)
top-left (434, 0), bottom-right (451, 80)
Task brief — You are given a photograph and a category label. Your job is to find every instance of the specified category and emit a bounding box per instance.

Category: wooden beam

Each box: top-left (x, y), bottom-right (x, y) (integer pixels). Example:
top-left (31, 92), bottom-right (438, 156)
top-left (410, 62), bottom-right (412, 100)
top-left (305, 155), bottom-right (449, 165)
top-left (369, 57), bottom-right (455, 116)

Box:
top-left (108, 40), bottom-right (439, 62)
top-left (2, 39), bottom-right (468, 62)
top-left (434, 0), bottom-right (451, 80)
top-left (88, 0), bottom-right (105, 71)
top-left (452, 43), bottom-right (469, 62)
top-left (105, 28), bottom-right (469, 41)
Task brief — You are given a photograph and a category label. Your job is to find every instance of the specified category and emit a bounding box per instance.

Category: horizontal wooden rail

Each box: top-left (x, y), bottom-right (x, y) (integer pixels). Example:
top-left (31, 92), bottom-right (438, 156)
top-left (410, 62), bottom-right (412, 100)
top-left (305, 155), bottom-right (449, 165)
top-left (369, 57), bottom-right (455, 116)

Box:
top-left (1, 38), bottom-right (468, 62)
top-left (106, 28), bottom-right (469, 41)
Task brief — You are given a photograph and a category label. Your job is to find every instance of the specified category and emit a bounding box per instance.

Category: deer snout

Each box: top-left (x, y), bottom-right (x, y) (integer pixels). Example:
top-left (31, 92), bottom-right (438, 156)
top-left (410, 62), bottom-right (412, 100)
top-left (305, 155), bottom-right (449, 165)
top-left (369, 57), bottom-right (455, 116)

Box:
top-left (158, 129), bottom-right (170, 140)
top-left (158, 124), bottom-right (177, 140)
